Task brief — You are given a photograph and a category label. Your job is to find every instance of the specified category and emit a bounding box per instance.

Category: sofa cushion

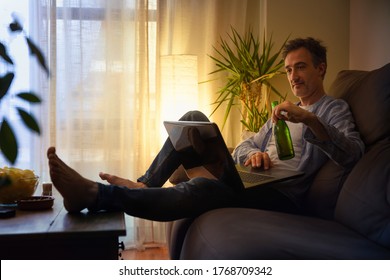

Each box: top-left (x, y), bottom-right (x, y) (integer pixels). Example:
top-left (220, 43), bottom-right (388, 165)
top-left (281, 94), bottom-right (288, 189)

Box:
top-left (179, 208), bottom-right (390, 259)
top-left (335, 141), bottom-right (390, 249)
top-left (303, 160), bottom-right (349, 219)
top-left (329, 63), bottom-right (390, 147)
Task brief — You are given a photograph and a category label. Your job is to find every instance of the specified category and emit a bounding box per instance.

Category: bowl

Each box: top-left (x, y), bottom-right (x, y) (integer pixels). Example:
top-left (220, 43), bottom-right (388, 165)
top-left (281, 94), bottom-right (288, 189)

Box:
top-left (17, 196), bottom-right (54, 210)
top-left (0, 167), bottom-right (39, 204)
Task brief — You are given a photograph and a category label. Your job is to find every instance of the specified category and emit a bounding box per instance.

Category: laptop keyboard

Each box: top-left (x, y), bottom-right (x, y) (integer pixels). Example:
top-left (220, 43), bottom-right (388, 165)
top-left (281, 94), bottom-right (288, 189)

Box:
top-left (238, 171), bottom-right (274, 183)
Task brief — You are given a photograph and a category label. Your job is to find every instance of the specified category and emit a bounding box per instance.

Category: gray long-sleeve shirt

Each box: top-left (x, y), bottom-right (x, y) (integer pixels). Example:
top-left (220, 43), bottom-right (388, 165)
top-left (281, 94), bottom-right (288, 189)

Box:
top-left (232, 95), bottom-right (365, 206)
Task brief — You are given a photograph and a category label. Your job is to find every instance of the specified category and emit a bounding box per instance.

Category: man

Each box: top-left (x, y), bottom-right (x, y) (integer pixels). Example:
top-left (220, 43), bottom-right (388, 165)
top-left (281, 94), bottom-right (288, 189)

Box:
top-left (47, 37), bottom-right (364, 220)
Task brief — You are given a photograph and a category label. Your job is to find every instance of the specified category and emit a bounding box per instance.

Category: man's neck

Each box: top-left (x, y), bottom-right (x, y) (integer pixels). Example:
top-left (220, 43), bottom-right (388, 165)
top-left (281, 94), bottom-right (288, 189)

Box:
top-left (299, 89), bottom-right (326, 106)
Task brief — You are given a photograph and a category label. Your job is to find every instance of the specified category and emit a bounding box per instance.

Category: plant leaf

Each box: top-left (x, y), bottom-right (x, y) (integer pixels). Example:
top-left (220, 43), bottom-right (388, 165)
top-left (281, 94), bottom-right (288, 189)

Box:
top-left (16, 108), bottom-right (41, 134)
top-left (0, 42), bottom-right (14, 64)
top-left (25, 37), bottom-right (50, 76)
top-left (0, 72), bottom-right (15, 100)
top-left (9, 17), bottom-right (23, 33)
top-left (0, 119), bottom-right (18, 165)
top-left (207, 27), bottom-right (288, 131)
top-left (16, 92), bottom-right (42, 103)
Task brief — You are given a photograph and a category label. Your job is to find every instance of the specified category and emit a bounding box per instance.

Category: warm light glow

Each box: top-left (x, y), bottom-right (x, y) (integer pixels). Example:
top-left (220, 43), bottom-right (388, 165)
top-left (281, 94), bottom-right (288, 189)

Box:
top-left (160, 55), bottom-right (199, 140)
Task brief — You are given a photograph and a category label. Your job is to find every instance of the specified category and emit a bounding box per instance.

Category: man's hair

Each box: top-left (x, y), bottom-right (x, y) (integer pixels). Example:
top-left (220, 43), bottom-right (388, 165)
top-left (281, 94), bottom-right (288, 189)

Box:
top-left (282, 37), bottom-right (327, 68)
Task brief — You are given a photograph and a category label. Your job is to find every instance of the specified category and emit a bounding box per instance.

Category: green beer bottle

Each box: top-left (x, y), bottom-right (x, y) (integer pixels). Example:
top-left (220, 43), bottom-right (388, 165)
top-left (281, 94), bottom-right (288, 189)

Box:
top-left (271, 101), bottom-right (295, 160)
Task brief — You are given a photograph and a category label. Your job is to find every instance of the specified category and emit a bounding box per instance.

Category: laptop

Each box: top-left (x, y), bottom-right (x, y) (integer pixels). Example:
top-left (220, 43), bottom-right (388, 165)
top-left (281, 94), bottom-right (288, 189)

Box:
top-left (163, 120), bottom-right (304, 191)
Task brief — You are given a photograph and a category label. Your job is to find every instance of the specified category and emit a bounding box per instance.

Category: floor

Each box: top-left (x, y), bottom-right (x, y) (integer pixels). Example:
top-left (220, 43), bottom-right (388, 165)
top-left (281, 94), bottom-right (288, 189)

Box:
top-left (121, 246), bottom-right (170, 260)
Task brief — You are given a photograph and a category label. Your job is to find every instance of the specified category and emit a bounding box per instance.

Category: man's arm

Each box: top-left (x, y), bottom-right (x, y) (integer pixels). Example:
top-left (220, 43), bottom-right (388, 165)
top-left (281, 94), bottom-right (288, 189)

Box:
top-left (273, 98), bottom-right (364, 168)
top-left (232, 120), bottom-right (273, 167)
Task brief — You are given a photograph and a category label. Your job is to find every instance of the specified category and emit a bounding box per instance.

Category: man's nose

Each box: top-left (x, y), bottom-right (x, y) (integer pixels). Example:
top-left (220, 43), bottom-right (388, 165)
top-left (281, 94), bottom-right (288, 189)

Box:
top-left (290, 68), bottom-right (298, 79)
top-left (290, 69), bottom-right (300, 82)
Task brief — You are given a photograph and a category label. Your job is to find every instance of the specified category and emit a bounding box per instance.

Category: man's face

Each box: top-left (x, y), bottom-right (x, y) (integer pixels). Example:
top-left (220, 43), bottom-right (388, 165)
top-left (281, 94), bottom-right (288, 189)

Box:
top-left (284, 47), bottom-right (325, 100)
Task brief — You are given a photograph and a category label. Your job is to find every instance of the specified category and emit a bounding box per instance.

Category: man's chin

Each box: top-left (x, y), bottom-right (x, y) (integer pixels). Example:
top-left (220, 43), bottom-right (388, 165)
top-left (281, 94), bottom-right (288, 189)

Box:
top-left (292, 87), bottom-right (306, 97)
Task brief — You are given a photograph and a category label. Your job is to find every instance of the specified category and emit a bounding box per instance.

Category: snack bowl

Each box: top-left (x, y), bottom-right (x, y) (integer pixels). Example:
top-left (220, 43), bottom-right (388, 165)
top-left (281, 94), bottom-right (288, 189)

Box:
top-left (0, 167), bottom-right (39, 204)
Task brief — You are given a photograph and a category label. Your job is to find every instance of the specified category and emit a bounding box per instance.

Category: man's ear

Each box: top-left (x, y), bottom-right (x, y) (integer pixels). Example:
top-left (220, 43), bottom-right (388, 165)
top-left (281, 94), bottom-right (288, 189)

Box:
top-left (318, 62), bottom-right (327, 79)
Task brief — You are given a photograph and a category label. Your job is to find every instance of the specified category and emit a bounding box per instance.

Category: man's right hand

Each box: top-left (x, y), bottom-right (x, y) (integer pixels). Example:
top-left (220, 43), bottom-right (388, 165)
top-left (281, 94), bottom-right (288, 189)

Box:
top-left (244, 152), bottom-right (274, 170)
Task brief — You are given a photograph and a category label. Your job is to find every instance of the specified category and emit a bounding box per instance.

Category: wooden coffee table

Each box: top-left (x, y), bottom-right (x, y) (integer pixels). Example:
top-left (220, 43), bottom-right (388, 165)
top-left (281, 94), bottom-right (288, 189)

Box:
top-left (0, 191), bottom-right (126, 260)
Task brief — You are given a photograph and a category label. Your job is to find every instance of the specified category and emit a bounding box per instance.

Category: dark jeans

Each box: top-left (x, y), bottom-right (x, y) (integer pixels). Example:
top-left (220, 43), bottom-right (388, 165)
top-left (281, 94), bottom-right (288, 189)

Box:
top-left (93, 111), bottom-right (299, 221)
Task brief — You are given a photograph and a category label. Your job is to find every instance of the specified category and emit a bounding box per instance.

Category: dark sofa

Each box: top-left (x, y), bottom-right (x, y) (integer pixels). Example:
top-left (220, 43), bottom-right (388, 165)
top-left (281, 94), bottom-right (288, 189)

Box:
top-left (166, 63), bottom-right (390, 259)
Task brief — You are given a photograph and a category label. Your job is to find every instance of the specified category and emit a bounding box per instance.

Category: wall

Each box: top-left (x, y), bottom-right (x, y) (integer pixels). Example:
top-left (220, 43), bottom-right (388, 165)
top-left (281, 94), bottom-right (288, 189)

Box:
top-left (349, 0), bottom-right (390, 70)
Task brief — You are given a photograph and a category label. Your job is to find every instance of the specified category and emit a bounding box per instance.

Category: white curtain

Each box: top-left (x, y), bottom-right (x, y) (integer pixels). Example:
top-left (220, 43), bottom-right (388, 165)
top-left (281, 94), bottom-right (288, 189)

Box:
top-left (1, 0), bottom-right (263, 250)
top-left (33, 0), bottom-right (165, 249)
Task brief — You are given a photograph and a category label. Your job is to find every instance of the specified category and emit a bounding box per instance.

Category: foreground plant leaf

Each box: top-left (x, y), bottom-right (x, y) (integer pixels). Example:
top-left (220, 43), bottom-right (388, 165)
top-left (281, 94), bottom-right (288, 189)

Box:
top-left (0, 42), bottom-right (14, 64)
top-left (0, 73), bottom-right (15, 100)
top-left (0, 119), bottom-right (18, 164)
top-left (25, 37), bottom-right (50, 76)
top-left (9, 16), bottom-right (23, 33)
top-left (16, 92), bottom-right (42, 103)
top-left (16, 108), bottom-right (41, 134)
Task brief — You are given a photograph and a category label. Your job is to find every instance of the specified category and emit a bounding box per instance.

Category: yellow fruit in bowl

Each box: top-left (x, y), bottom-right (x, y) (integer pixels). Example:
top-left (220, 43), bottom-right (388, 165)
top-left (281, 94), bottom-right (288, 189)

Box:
top-left (0, 167), bottom-right (39, 204)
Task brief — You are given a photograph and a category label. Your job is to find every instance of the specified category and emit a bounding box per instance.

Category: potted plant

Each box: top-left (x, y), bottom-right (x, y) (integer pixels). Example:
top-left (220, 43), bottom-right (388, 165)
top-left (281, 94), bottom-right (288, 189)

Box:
top-left (0, 15), bottom-right (49, 165)
top-left (208, 27), bottom-right (288, 133)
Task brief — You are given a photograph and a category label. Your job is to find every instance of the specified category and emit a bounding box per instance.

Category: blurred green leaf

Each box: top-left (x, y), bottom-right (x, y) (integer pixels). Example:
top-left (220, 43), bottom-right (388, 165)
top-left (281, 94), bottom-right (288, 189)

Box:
top-left (0, 42), bottom-right (14, 64)
top-left (0, 73), bottom-right (14, 101)
top-left (0, 17), bottom-right (48, 165)
top-left (16, 108), bottom-right (41, 134)
top-left (16, 92), bottom-right (41, 103)
top-left (25, 37), bottom-right (50, 76)
top-left (0, 119), bottom-right (18, 165)
top-left (9, 17), bottom-right (23, 33)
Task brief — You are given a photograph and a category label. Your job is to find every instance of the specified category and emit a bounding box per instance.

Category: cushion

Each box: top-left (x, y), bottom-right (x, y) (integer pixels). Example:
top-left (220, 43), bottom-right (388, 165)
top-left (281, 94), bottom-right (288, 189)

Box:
top-left (304, 160), bottom-right (349, 219)
top-left (335, 141), bottom-right (390, 249)
top-left (180, 208), bottom-right (390, 259)
top-left (329, 63), bottom-right (390, 147)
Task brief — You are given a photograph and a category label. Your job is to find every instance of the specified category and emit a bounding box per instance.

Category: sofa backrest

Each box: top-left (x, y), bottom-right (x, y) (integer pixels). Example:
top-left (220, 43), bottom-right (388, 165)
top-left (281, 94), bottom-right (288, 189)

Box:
top-left (330, 63), bottom-right (390, 249)
top-left (329, 63), bottom-right (390, 148)
top-left (304, 63), bottom-right (390, 222)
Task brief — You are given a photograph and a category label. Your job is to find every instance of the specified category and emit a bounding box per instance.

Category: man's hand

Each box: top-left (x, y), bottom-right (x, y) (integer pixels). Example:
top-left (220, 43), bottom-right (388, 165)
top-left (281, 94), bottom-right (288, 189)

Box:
top-left (272, 101), bottom-right (330, 141)
top-left (244, 152), bottom-right (274, 170)
top-left (272, 100), bottom-right (309, 124)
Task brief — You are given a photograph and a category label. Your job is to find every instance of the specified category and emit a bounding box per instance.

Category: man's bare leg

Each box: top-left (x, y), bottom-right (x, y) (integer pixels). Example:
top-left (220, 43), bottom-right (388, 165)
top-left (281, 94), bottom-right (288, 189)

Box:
top-left (47, 146), bottom-right (99, 213)
top-left (99, 172), bottom-right (146, 189)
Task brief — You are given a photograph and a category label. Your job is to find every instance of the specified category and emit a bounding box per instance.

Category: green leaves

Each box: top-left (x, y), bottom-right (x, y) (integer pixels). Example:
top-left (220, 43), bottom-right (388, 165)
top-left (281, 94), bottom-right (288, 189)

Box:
top-left (208, 27), bottom-right (288, 132)
top-left (0, 42), bottom-right (14, 64)
top-left (0, 73), bottom-right (14, 100)
top-left (25, 37), bottom-right (50, 76)
top-left (7, 16), bottom-right (50, 77)
top-left (16, 92), bottom-right (42, 103)
top-left (0, 92), bottom-right (41, 164)
top-left (0, 16), bottom-right (47, 165)
top-left (17, 108), bottom-right (41, 134)
top-left (0, 119), bottom-right (18, 165)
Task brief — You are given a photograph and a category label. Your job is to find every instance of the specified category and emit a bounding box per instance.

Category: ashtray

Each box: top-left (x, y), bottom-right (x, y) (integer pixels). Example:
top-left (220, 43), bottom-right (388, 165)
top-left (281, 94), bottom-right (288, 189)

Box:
top-left (17, 196), bottom-right (55, 211)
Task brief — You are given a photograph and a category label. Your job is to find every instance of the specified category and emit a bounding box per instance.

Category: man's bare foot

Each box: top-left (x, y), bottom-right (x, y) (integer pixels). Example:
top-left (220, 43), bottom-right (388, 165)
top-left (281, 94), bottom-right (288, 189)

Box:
top-left (47, 147), bottom-right (99, 213)
top-left (99, 172), bottom-right (146, 189)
